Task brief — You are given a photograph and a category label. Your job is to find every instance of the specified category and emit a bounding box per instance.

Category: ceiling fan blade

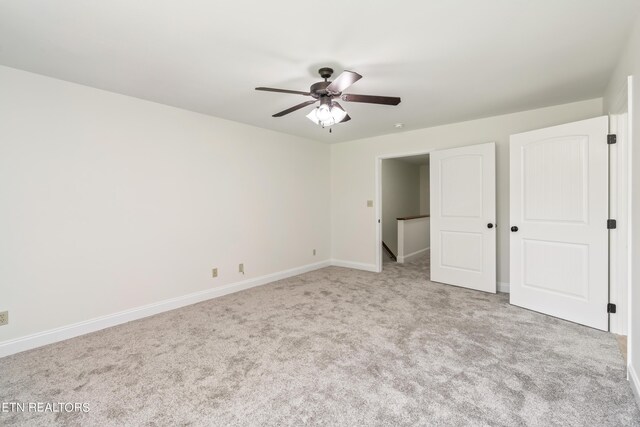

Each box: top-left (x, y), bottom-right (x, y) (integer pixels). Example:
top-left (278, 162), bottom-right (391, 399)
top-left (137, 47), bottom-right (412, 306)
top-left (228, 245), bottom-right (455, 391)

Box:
top-left (326, 70), bottom-right (362, 94)
top-left (256, 87), bottom-right (311, 96)
top-left (339, 114), bottom-right (351, 123)
top-left (341, 94), bottom-right (401, 105)
top-left (272, 100), bottom-right (317, 117)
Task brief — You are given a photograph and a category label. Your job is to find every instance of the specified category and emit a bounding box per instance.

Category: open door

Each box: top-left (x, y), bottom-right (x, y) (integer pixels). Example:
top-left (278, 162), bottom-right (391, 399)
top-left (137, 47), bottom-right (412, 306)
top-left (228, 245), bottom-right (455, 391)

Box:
top-left (509, 116), bottom-right (609, 331)
top-left (430, 142), bottom-right (496, 293)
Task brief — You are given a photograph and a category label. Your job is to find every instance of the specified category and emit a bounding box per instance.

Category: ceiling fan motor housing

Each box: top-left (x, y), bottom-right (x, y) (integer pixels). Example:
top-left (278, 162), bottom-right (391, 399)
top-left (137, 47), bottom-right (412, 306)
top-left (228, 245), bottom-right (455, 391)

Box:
top-left (310, 81), bottom-right (333, 99)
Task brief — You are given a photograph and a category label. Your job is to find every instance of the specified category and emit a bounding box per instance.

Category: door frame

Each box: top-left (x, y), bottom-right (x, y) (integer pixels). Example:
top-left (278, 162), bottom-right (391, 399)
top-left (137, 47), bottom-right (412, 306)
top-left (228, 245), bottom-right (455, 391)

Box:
top-left (607, 75), bottom-right (633, 340)
top-left (375, 149), bottom-right (433, 273)
top-left (607, 75), bottom-right (634, 376)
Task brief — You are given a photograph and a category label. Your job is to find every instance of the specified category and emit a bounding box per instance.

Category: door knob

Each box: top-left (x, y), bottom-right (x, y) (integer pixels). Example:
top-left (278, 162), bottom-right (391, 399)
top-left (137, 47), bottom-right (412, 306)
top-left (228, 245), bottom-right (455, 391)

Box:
top-left (511, 226), bottom-right (519, 232)
top-left (487, 223), bottom-right (494, 229)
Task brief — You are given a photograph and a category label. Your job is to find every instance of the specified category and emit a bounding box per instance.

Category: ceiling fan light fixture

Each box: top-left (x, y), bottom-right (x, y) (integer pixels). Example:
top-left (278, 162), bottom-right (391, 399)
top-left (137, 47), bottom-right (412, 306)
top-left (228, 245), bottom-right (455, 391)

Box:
top-left (330, 103), bottom-right (347, 123)
top-left (306, 108), bottom-right (322, 126)
top-left (316, 104), bottom-right (332, 121)
top-left (306, 108), bottom-right (335, 127)
top-left (306, 102), bottom-right (347, 127)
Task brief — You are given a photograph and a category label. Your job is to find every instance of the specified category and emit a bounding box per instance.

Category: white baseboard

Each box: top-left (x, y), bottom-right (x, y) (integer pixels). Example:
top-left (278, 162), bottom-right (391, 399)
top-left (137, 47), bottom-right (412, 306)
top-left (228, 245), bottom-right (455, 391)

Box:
top-left (398, 247), bottom-right (429, 264)
top-left (0, 260), bottom-right (331, 358)
top-left (630, 363), bottom-right (640, 408)
top-left (330, 259), bottom-right (379, 272)
top-left (497, 282), bottom-right (510, 293)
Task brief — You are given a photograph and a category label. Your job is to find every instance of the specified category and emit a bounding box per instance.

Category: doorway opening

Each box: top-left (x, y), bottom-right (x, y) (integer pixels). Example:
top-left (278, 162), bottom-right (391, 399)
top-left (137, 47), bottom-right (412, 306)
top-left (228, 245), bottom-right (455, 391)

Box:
top-left (377, 152), bottom-right (431, 273)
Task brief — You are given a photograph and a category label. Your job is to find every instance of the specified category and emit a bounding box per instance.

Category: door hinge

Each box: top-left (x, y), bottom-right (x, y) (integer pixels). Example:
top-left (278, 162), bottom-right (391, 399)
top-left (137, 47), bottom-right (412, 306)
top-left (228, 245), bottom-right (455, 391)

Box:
top-left (607, 303), bottom-right (617, 314)
top-left (607, 134), bottom-right (617, 144)
top-left (607, 219), bottom-right (617, 229)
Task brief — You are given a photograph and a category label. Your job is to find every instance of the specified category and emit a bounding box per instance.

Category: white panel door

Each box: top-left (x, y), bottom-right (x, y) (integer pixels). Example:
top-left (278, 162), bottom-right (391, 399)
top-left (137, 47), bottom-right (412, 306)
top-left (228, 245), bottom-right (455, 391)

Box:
top-left (510, 116), bottom-right (609, 330)
top-left (430, 142), bottom-right (496, 293)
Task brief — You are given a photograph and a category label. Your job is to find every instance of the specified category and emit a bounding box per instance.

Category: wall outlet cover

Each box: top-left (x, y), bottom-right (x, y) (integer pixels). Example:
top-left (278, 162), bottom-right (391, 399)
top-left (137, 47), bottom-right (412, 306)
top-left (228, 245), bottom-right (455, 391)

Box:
top-left (212, 268), bottom-right (218, 278)
top-left (367, 200), bottom-right (373, 207)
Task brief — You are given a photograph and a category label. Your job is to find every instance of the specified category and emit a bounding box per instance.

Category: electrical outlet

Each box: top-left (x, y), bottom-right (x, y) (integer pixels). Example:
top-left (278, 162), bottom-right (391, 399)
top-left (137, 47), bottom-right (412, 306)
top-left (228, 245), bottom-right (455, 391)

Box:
top-left (313, 249), bottom-right (316, 256)
top-left (0, 311), bottom-right (8, 326)
top-left (239, 263), bottom-right (244, 274)
top-left (212, 268), bottom-right (218, 278)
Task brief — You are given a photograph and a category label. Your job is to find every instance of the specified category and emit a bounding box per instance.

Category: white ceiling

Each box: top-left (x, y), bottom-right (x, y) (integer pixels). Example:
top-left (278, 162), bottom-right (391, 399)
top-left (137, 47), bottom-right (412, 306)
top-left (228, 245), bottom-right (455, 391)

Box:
top-left (1, 1), bottom-right (638, 143)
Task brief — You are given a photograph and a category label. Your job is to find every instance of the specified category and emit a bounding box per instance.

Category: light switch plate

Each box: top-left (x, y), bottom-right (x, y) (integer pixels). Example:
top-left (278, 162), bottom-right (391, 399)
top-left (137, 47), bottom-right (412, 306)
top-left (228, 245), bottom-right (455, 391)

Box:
top-left (367, 200), bottom-right (373, 207)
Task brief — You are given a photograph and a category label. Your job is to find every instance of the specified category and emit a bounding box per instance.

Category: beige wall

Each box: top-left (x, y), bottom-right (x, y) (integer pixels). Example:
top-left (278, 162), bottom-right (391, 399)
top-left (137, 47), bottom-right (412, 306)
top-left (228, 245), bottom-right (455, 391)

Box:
top-left (330, 98), bottom-right (604, 280)
top-left (419, 163), bottom-right (430, 215)
top-left (604, 11), bottom-right (640, 398)
top-left (381, 159), bottom-right (420, 255)
top-left (0, 66), bottom-right (331, 344)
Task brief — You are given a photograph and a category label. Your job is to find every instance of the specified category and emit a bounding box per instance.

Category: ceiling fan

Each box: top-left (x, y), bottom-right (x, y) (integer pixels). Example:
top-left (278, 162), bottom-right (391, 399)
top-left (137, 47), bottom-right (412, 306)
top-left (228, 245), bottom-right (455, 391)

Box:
top-left (255, 67), bottom-right (401, 129)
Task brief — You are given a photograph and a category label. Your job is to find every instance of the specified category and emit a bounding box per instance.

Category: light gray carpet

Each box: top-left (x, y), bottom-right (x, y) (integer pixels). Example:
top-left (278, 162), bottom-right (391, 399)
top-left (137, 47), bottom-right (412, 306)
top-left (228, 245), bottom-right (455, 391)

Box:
top-left (1, 255), bottom-right (639, 426)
